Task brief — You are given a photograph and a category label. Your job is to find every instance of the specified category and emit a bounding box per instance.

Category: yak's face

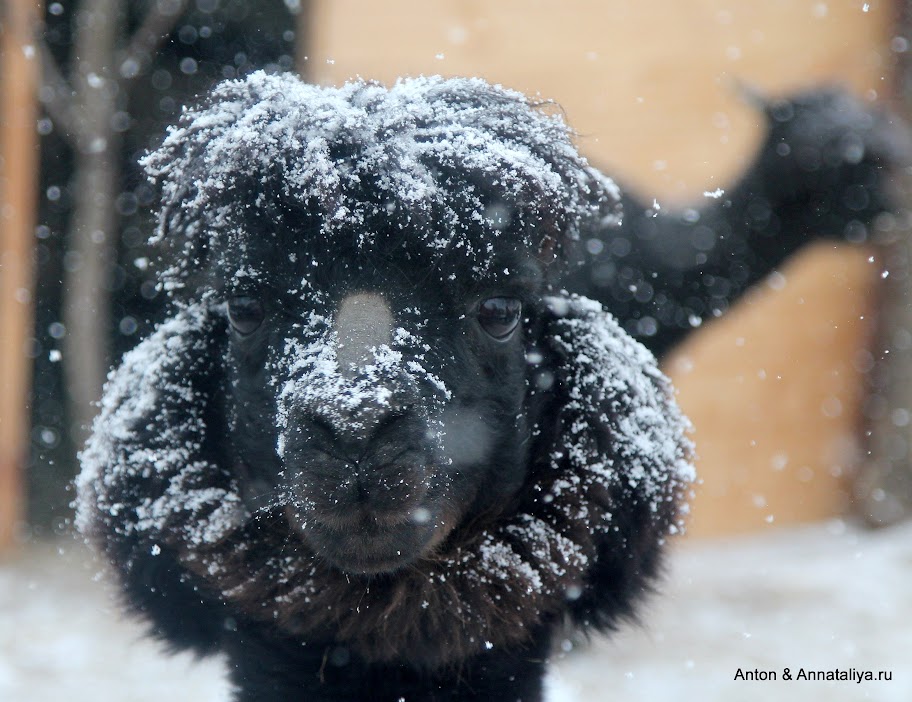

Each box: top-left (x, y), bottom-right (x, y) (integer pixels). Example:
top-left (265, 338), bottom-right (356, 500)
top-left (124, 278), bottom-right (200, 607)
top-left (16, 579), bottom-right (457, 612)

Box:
top-left (140, 73), bottom-right (622, 575)
top-left (219, 227), bottom-right (548, 575)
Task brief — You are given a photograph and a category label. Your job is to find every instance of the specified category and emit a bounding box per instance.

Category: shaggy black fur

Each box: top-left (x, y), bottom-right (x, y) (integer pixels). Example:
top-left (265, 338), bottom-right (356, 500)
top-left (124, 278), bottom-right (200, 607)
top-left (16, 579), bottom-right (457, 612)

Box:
top-left (77, 74), bottom-right (903, 702)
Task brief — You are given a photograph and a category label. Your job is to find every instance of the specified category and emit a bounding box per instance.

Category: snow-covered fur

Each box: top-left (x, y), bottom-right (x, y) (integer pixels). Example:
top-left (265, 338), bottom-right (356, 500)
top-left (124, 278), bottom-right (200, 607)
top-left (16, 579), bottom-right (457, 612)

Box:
top-left (77, 73), bottom-right (694, 701)
top-left (76, 72), bottom-right (905, 701)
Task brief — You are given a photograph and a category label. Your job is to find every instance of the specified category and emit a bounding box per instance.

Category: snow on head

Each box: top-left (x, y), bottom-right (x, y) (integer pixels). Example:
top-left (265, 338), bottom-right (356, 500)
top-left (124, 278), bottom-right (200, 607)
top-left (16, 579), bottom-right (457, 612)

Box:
top-left (140, 71), bottom-right (622, 295)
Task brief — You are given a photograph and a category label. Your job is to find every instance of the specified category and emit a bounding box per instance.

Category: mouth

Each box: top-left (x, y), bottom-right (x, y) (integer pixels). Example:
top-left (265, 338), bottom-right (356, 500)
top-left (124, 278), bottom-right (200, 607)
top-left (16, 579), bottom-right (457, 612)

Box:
top-left (285, 503), bottom-right (449, 575)
top-left (277, 410), bottom-right (456, 574)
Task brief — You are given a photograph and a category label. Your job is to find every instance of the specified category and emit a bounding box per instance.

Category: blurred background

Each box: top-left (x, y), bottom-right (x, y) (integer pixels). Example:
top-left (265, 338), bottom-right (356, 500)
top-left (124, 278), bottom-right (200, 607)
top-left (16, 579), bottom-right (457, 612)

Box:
top-left (1, 1), bottom-right (911, 700)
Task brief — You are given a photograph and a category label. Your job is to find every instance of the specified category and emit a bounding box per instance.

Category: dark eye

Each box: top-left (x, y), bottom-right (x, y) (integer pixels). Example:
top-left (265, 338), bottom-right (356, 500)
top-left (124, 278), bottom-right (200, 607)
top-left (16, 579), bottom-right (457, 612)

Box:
top-left (228, 296), bottom-right (264, 335)
top-left (477, 297), bottom-right (522, 341)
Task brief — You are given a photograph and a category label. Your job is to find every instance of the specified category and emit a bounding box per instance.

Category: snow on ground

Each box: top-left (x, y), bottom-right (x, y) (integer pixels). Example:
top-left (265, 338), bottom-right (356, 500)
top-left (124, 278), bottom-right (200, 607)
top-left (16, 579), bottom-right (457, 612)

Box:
top-left (546, 519), bottom-right (912, 702)
top-left (1, 520), bottom-right (909, 701)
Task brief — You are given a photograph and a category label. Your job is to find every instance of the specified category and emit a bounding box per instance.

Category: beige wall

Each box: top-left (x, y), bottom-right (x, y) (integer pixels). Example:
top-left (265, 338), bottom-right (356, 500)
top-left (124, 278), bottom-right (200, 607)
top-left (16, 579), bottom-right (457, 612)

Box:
top-left (308, 0), bottom-right (893, 201)
top-left (306, 0), bottom-right (893, 535)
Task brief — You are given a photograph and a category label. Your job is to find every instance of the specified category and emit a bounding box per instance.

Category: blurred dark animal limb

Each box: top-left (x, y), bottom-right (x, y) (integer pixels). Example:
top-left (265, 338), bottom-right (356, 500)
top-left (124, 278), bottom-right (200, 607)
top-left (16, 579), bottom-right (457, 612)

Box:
top-left (568, 88), bottom-right (912, 526)
top-left (567, 89), bottom-right (908, 358)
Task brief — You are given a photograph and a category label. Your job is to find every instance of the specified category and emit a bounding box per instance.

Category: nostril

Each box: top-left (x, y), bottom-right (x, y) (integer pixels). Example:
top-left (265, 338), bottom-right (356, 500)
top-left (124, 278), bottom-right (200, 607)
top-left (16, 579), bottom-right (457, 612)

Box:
top-left (372, 409), bottom-right (409, 437)
top-left (345, 403), bottom-right (399, 441)
top-left (308, 413), bottom-right (338, 440)
top-left (305, 402), bottom-right (413, 454)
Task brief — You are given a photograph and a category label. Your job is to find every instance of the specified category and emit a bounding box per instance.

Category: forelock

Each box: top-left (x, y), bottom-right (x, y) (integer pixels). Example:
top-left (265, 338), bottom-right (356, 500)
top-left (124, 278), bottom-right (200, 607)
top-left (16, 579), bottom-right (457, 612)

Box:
top-left (142, 72), bottom-right (622, 296)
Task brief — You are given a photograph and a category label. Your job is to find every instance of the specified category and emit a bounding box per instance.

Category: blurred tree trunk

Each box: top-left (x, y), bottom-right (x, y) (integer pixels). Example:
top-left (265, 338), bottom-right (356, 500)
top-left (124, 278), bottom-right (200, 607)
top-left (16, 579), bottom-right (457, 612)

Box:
top-left (37, 0), bottom-right (187, 446)
top-left (61, 0), bottom-right (123, 445)
top-left (0, 0), bottom-right (41, 550)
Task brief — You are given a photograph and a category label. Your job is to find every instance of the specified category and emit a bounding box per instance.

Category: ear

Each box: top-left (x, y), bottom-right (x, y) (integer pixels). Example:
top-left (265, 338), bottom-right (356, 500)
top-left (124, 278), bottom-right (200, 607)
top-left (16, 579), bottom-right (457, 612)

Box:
top-left (537, 232), bottom-right (558, 264)
top-left (527, 293), bottom-right (694, 631)
top-left (76, 302), bottom-right (248, 559)
top-left (141, 118), bottom-right (224, 296)
top-left (579, 165), bottom-right (624, 233)
top-left (140, 78), bottom-right (271, 298)
top-left (541, 165), bottom-right (623, 264)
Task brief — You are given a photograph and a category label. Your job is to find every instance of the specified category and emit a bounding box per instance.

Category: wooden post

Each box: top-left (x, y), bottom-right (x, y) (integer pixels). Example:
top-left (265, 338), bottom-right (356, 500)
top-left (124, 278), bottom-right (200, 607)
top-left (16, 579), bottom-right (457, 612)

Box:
top-left (0, 0), bottom-right (41, 551)
top-left (860, 197), bottom-right (912, 525)
top-left (857, 1), bottom-right (912, 525)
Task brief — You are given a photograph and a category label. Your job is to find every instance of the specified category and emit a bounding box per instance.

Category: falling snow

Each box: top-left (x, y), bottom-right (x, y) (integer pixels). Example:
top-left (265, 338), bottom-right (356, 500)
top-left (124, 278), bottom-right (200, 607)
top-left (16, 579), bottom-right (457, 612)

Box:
top-left (75, 71), bottom-right (694, 675)
top-left (4, 520), bottom-right (910, 701)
